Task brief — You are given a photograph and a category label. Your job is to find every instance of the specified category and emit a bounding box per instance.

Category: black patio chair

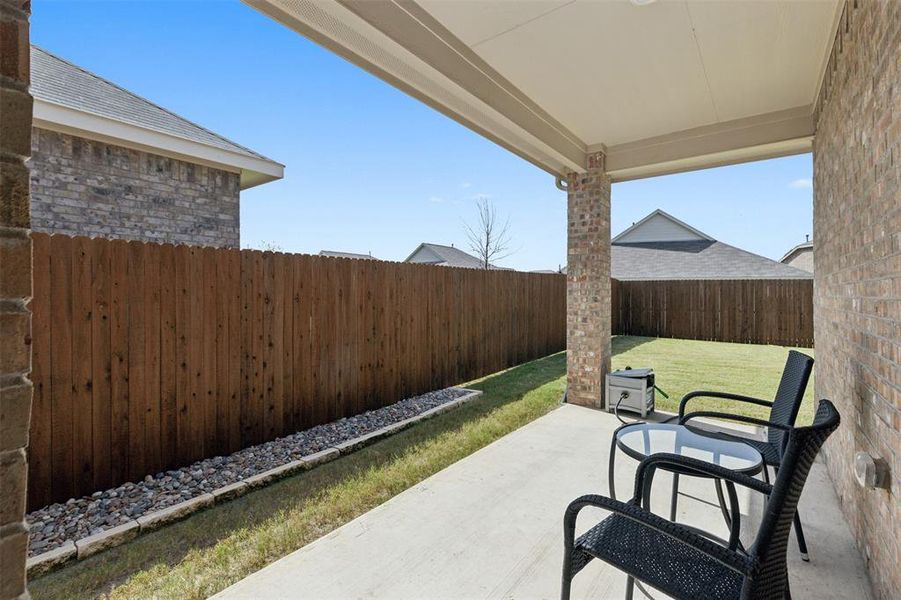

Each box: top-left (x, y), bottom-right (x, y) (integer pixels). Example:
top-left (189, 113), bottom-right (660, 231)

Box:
top-left (562, 400), bottom-right (840, 600)
top-left (674, 350), bottom-right (814, 559)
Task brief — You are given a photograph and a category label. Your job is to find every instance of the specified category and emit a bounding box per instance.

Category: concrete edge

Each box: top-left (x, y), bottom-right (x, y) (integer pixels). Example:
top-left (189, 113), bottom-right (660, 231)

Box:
top-left (136, 493), bottom-right (215, 532)
top-left (74, 520), bottom-right (139, 560)
top-left (27, 388), bottom-right (482, 576)
top-left (25, 540), bottom-right (76, 577)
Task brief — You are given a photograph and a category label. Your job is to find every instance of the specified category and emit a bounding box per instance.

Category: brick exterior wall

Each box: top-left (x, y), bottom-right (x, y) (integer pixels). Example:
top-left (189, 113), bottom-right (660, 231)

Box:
top-left (812, 2), bottom-right (900, 598)
top-left (566, 151), bottom-right (611, 409)
top-left (0, 0), bottom-right (33, 597)
top-left (30, 129), bottom-right (241, 248)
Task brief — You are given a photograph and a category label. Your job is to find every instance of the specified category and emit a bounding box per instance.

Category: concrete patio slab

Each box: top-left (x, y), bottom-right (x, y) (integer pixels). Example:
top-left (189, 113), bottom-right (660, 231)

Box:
top-left (216, 404), bottom-right (872, 599)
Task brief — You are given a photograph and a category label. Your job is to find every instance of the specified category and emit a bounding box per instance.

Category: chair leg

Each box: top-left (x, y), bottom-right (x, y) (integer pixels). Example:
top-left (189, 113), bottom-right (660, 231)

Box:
top-left (608, 434), bottom-right (619, 501)
top-left (561, 553), bottom-right (573, 600)
top-left (625, 575), bottom-right (635, 600)
top-left (774, 465), bottom-right (810, 562)
top-left (561, 570), bottom-right (572, 600)
top-left (669, 472), bottom-right (680, 521)
top-left (794, 510), bottom-right (810, 562)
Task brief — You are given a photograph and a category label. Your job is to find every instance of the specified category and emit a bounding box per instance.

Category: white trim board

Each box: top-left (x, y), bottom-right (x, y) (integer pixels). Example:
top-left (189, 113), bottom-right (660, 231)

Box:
top-left (33, 99), bottom-right (285, 190)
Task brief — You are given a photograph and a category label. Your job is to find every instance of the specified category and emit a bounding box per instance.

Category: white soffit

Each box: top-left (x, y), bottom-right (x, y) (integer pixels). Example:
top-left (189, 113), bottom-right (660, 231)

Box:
top-left (244, 0), bottom-right (842, 179)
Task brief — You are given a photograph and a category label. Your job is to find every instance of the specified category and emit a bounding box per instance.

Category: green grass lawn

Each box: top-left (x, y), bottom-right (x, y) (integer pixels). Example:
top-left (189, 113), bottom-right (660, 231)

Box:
top-left (30, 336), bottom-right (812, 599)
top-left (611, 336), bottom-right (815, 424)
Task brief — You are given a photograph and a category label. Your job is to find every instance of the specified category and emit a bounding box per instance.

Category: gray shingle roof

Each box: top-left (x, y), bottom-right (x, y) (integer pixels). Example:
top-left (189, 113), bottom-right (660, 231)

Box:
top-left (406, 243), bottom-right (512, 269)
top-left (611, 240), bottom-right (813, 280)
top-left (319, 250), bottom-right (378, 260)
top-left (31, 45), bottom-right (271, 161)
top-left (420, 243), bottom-right (485, 268)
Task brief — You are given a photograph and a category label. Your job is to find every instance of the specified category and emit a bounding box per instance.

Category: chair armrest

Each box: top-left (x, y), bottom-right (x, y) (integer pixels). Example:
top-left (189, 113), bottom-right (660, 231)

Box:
top-left (564, 494), bottom-right (751, 575)
top-left (631, 452), bottom-right (773, 551)
top-left (679, 391), bottom-right (773, 417)
top-left (679, 411), bottom-right (791, 433)
top-left (633, 452), bottom-right (773, 500)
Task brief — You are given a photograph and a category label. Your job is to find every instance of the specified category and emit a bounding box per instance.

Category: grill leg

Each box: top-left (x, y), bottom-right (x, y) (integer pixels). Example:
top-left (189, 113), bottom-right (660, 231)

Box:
top-left (625, 576), bottom-right (635, 600)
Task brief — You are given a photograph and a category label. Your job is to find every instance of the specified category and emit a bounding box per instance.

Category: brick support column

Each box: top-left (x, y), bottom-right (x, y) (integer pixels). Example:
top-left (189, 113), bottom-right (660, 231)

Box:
top-left (0, 1), bottom-right (33, 597)
top-left (566, 151), bottom-right (611, 409)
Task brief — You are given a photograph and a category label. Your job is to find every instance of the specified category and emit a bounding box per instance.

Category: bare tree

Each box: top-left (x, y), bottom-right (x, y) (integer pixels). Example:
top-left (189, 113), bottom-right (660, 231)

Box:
top-left (251, 240), bottom-right (285, 252)
top-left (464, 197), bottom-right (513, 269)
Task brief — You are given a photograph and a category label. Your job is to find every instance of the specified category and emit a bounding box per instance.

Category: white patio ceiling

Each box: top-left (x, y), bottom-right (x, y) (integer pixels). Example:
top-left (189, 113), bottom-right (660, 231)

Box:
top-left (245, 0), bottom-right (843, 180)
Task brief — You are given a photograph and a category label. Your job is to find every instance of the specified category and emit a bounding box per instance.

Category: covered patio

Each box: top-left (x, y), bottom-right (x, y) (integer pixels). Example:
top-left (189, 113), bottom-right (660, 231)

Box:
top-left (1, 0), bottom-right (896, 598)
top-left (235, 0), bottom-right (897, 595)
top-left (214, 405), bottom-right (871, 599)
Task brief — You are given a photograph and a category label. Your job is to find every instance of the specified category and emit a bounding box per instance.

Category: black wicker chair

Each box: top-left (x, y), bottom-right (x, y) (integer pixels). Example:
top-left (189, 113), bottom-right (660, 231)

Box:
top-left (562, 400), bottom-right (839, 600)
top-left (669, 350), bottom-right (814, 559)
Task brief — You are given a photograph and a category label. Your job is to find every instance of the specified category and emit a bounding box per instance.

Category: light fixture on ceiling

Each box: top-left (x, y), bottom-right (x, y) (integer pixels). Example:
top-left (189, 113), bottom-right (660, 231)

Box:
top-left (630, 0), bottom-right (658, 5)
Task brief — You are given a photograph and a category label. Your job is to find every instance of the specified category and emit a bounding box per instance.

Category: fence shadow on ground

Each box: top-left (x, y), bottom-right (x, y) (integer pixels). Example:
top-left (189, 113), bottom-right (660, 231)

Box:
top-left (29, 352), bottom-right (567, 600)
top-left (612, 334), bottom-right (654, 355)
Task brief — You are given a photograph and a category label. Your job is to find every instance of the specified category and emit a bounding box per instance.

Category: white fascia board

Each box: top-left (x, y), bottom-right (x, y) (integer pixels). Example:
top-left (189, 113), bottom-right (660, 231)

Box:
top-left (33, 99), bottom-right (285, 190)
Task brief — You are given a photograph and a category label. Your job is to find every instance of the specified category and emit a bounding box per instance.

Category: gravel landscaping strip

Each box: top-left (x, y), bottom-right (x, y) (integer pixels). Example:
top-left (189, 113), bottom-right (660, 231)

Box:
top-left (27, 387), bottom-right (473, 559)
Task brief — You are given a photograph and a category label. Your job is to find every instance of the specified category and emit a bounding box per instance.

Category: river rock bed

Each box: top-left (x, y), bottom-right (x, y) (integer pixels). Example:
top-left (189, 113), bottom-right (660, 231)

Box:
top-left (27, 387), bottom-right (470, 557)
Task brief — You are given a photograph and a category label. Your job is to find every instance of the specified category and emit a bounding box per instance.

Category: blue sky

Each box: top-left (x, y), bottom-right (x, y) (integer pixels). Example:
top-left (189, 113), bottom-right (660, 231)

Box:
top-left (32, 0), bottom-right (813, 271)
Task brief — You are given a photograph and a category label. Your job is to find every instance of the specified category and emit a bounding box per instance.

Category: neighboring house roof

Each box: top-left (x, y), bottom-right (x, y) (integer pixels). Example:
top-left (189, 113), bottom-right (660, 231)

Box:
top-left (610, 210), bottom-right (812, 280)
top-left (613, 241), bottom-right (812, 280)
top-left (319, 250), bottom-right (377, 260)
top-left (780, 241), bottom-right (813, 263)
top-left (405, 243), bottom-right (505, 269)
top-left (30, 46), bottom-right (284, 190)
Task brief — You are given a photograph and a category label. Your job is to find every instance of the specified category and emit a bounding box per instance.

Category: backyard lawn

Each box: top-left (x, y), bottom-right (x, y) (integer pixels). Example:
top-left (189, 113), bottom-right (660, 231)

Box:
top-left (611, 336), bottom-right (815, 423)
top-left (30, 336), bottom-right (813, 600)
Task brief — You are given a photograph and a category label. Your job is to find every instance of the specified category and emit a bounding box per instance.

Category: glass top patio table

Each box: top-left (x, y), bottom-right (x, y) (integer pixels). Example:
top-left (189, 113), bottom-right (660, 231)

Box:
top-left (614, 422), bottom-right (763, 475)
top-left (608, 421), bottom-right (765, 543)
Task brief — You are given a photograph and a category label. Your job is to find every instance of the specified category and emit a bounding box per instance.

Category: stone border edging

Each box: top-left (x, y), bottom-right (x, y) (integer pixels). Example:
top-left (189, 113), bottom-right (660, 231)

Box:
top-left (26, 388), bottom-right (482, 577)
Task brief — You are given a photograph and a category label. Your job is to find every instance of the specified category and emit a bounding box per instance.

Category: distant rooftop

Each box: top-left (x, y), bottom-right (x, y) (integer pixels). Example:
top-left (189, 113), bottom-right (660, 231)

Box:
top-left (30, 46), bottom-right (283, 189)
top-left (405, 243), bottom-right (509, 270)
top-left (319, 250), bottom-right (378, 260)
top-left (780, 240), bottom-right (814, 263)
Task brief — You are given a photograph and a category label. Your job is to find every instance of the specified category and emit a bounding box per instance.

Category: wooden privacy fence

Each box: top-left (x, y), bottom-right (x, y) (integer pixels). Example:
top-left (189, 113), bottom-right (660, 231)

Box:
top-left (28, 233), bottom-right (565, 509)
top-left (611, 278), bottom-right (814, 347)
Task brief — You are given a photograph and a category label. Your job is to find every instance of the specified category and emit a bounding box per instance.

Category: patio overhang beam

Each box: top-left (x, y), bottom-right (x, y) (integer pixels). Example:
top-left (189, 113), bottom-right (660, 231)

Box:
top-left (603, 107), bottom-right (815, 182)
top-left (243, 0), bottom-right (837, 181)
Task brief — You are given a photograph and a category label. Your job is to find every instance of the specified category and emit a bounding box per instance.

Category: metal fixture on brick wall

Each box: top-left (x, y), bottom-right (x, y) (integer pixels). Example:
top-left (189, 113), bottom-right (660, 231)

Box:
top-left (854, 452), bottom-right (890, 490)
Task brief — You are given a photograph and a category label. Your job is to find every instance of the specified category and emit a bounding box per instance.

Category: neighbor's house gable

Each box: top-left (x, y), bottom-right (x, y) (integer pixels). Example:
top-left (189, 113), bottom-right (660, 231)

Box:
top-left (405, 244), bottom-right (447, 265)
top-left (613, 209), bottom-right (713, 244)
top-left (780, 242), bottom-right (814, 273)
